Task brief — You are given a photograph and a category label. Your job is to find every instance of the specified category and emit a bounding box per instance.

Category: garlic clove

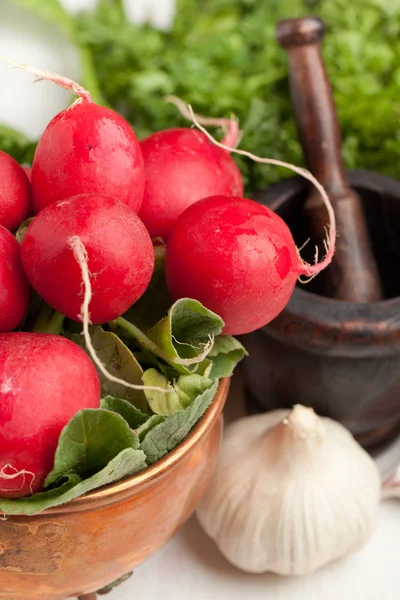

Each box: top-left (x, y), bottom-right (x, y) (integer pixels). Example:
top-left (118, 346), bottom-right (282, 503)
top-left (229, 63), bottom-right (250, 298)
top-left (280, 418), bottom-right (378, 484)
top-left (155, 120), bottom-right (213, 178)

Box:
top-left (197, 406), bottom-right (381, 576)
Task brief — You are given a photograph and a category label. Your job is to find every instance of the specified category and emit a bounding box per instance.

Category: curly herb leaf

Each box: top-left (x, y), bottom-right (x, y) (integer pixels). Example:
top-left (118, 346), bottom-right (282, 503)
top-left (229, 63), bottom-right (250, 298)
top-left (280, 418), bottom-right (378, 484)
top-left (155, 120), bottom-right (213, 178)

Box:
top-left (74, 0), bottom-right (400, 194)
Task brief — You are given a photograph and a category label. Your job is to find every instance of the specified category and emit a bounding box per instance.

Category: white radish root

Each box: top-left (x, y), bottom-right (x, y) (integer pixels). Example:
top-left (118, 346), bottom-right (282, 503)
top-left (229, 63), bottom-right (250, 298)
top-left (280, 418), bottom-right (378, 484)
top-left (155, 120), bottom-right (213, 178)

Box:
top-left (187, 105), bottom-right (337, 280)
top-left (0, 464), bottom-right (35, 495)
top-left (165, 95), bottom-right (242, 148)
top-left (0, 56), bottom-right (92, 102)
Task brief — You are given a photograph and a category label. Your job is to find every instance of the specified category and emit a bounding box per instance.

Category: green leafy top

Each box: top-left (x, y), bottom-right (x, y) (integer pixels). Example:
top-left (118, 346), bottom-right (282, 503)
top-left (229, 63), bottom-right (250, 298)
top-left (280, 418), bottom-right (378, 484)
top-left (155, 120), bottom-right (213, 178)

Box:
top-left (146, 298), bottom-right (224, 373)
top-left (71, 326), bottom-right (149, 412)
top-left (45, 409), bottom-right (140, 486)
top-left (141, 380), bottom-right (219, 464)
top-left (142, 370), bottom-right (215, 416)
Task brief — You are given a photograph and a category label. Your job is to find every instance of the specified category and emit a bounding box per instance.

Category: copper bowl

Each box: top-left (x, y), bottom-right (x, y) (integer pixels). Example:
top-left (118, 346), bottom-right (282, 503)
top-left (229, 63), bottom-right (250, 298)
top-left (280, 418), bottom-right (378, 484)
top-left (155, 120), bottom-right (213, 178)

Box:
top-left (0, 378), bottom-right (230, 600)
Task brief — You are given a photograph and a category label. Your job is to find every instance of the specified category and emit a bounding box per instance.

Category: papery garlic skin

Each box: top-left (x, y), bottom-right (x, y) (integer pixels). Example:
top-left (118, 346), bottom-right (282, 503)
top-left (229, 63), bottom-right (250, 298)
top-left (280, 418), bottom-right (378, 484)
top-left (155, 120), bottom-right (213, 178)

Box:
top-left (197, 406), bottom-right (381, 576)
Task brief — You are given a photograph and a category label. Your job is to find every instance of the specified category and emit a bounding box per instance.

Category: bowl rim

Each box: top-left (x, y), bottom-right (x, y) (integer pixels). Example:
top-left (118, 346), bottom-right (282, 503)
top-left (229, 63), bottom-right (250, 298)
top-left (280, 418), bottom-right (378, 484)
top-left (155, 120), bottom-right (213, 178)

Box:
top-left (23, 377), bottom-right (230, 516)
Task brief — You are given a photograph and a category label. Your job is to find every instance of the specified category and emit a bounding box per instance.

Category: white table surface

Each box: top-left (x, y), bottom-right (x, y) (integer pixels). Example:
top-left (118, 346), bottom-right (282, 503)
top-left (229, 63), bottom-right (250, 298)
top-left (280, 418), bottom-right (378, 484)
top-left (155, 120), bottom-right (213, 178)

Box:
top-left (110, 372), bottom-right (400, 600)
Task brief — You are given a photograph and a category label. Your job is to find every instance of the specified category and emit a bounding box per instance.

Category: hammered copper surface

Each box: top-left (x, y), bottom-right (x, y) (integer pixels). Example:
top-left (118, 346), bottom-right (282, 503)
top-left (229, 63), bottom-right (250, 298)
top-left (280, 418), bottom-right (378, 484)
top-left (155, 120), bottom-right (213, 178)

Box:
top-left (0, 378), bottom-right (229, 600)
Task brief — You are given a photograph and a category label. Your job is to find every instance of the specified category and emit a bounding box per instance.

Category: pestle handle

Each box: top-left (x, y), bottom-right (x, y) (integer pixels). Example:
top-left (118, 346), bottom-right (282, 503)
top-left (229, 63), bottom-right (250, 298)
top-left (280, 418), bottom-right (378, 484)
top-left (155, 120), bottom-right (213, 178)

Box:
top-left (276, 17), bottom-right (382, 302)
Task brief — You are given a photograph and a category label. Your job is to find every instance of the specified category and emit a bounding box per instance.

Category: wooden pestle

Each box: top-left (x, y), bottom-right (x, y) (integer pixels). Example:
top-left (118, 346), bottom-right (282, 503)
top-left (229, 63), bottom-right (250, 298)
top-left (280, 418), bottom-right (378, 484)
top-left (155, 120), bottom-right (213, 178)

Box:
top-left (276, 17), bottom-right (382, 302)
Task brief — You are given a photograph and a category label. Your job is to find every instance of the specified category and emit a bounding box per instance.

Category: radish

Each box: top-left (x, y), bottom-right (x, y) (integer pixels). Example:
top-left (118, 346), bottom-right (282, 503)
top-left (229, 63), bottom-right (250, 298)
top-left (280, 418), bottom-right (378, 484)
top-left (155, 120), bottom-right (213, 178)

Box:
top-left (0, 333), bottom-right (100, 498)
top-left (138, 99), bottom-right (243, 240)
top-left (165, 106), bottom-right (336, 336)
top-left (0, 150), bottom-right (30, 231)
top-left (31, 98), bottom-right (144, 214)
top-left (21, 193), bottom-right (154, 324)
top-left (166, 194), bottom-right (334, 335)
top-left (0, 59), bottom-right (145, 215)
top-left (0, 225), bottom-right (30, 332)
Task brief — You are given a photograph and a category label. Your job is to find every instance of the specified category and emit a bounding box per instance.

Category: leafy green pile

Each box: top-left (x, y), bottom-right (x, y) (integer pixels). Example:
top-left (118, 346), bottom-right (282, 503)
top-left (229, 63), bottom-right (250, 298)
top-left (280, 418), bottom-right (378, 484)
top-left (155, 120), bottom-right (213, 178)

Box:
top-left (74, 0), bottom-right (400, 192)
top-left (0, 245), bottom-right (246, 516)
top-left (4, 0), bottom-right (400, 194)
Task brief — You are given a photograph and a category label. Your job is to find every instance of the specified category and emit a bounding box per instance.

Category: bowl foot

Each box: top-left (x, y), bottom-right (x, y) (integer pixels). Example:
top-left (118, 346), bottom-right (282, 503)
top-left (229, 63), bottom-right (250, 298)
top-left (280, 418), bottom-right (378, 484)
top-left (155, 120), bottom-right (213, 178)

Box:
top-left (76, 571), bottom-right (134, 598)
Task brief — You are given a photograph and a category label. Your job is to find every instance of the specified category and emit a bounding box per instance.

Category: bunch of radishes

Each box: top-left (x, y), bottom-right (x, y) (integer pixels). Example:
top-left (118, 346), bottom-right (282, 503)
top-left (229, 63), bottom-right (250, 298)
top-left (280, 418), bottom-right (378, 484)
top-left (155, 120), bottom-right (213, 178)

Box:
top-left (0, 62), bottom-right (334, 502)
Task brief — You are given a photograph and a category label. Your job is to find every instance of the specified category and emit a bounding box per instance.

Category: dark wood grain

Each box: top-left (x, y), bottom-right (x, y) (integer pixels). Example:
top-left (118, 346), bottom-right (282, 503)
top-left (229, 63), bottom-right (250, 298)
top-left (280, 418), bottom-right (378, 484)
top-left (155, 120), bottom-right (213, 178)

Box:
top-left (276, 17), bottom-right (382, 302)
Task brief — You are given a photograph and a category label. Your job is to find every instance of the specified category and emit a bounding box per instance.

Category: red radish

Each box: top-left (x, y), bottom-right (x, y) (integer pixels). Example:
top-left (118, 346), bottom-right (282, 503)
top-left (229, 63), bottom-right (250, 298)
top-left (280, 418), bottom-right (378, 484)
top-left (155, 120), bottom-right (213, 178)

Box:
top-left (0, 333), bottom-right (100, 498)
top-left (166, 195), bottom-right (332, 335)
top-left (0, 150), bottom-right (30, 231)
top-left (0, 225), bottom-right (30, 332)
top-left (32, 100), bottom-right (144, 214)
top-left (21, 193), bottom-right (154, 324)
top-left (0, 59), bottom-right (144, 215)
top-left (138, 102), bottom-right (243, 240)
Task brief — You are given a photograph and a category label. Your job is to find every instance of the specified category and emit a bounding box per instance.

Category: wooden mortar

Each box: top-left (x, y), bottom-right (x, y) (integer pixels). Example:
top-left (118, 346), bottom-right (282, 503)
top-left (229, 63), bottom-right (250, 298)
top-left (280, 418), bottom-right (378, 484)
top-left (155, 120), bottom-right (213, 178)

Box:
top-left (242, 18), bottom-right (400, 449)
top-left (243, 172), bottom-right (400, 450)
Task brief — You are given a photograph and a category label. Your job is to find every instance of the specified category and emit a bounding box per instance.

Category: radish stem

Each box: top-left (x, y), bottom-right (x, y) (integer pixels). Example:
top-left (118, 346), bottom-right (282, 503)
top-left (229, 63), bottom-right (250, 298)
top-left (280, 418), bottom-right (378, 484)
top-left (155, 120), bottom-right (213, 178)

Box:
top-left (45, 311), bottom-right (65, 335)
top-left (117, 316), bottom-right (214, 366)
top-left (32, 303), bottom-right (64, 335)
top-left (32, 302), bottom-right (53, 333)
top-left (108, 320), bottom-right (118, 333)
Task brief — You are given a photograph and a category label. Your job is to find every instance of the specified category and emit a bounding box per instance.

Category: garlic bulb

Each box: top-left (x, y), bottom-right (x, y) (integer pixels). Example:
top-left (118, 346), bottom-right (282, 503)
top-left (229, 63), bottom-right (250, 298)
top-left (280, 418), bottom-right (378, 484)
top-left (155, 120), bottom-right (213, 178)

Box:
top-left (197, 405), bottom-right (381, 575)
